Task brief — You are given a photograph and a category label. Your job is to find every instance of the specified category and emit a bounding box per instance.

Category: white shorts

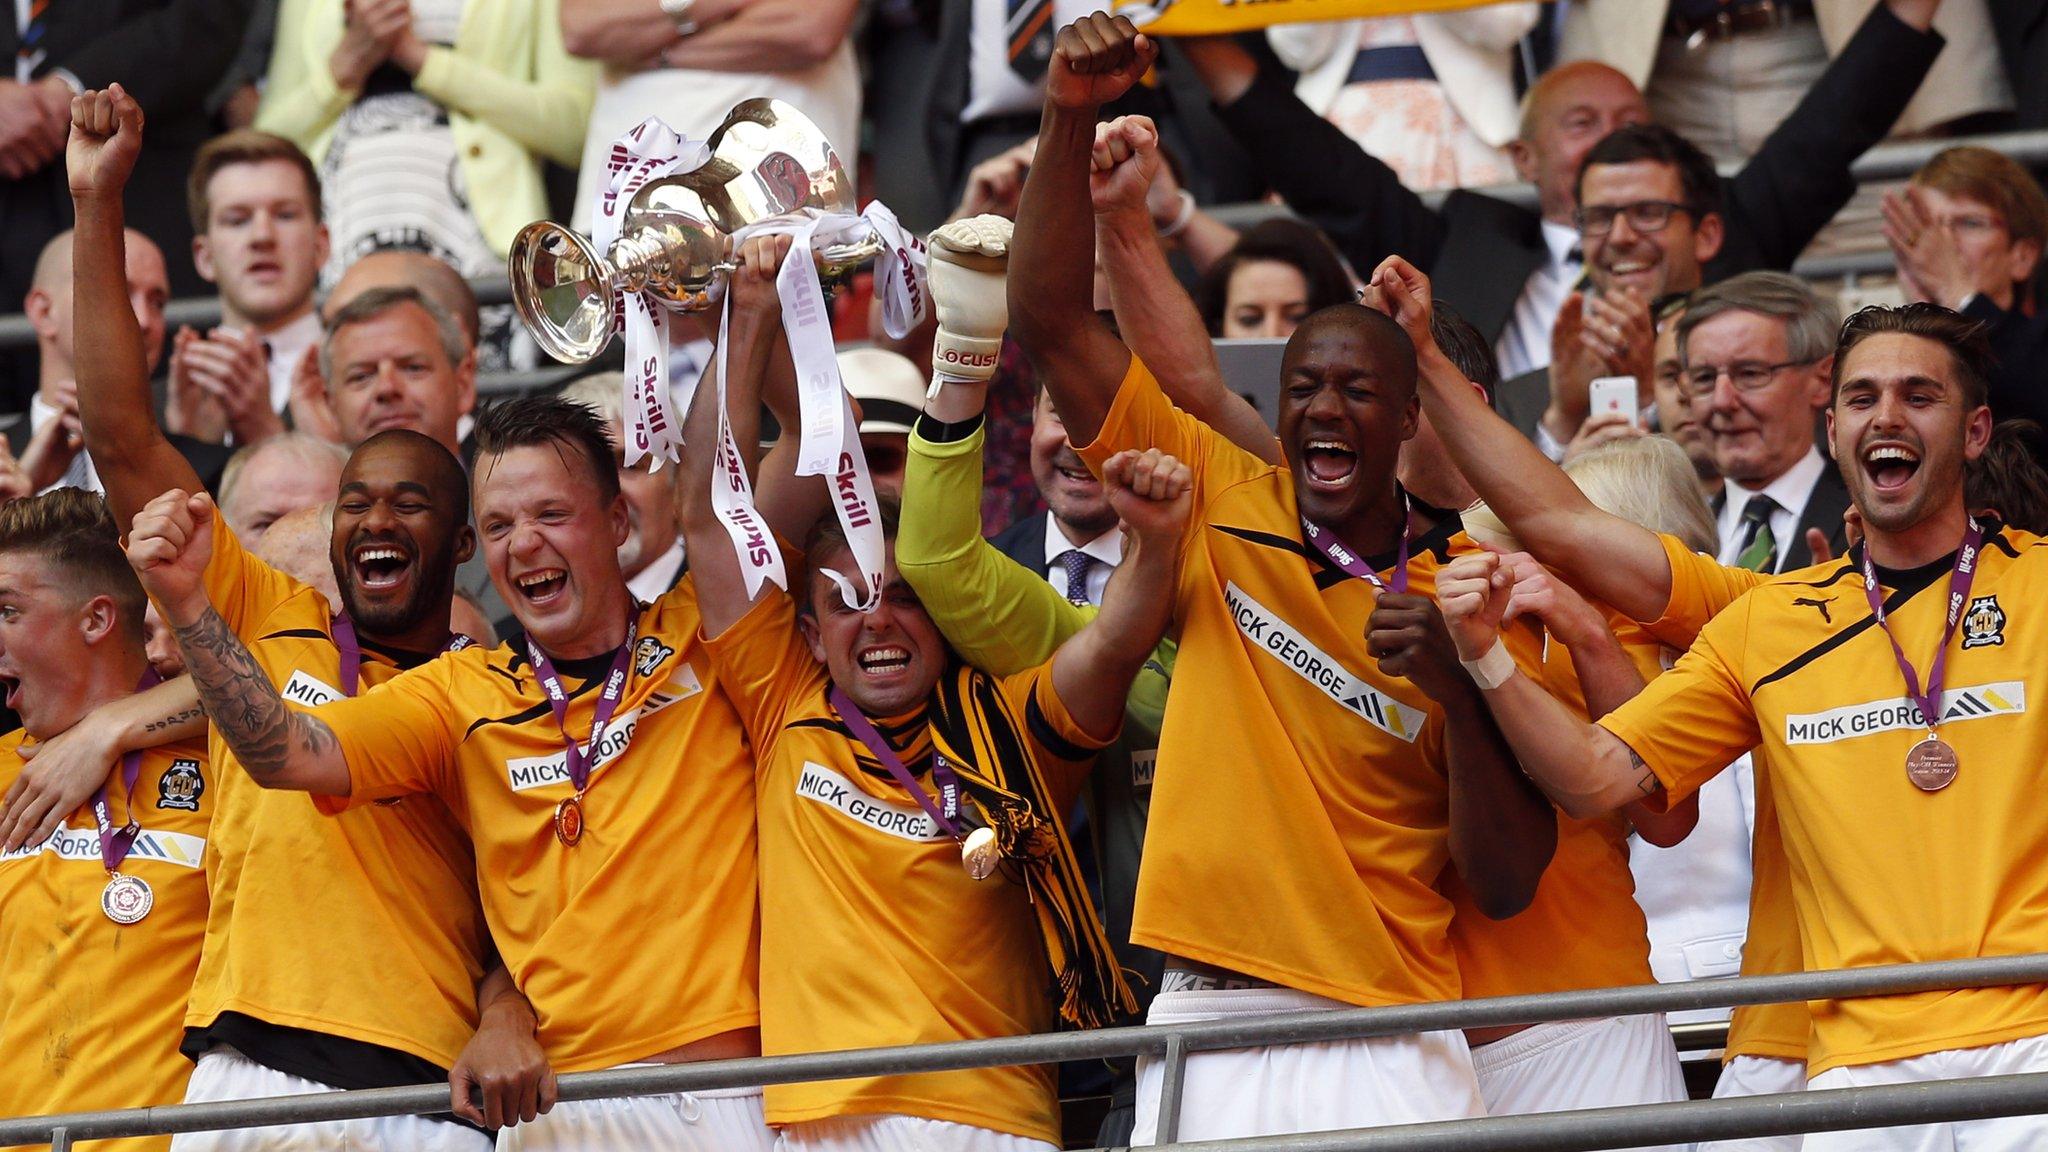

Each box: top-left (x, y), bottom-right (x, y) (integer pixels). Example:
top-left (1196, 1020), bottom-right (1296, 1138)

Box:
top-left (1700, 1054), bottom-right (1807, 1152)
top-left (775, 1114), bottom-right (1057, 1152)
top-left (169, 1046), bottom-right (491, 1152)
top-left (496, 1078), bottom-right (773, 1152)
top-left (1472, 1014), bottom-right (1688, 1151)
top-left (1802, 1033), bottom-right (2048, 1152)
top-left (1128, 986), bottom-right (1485, 1144)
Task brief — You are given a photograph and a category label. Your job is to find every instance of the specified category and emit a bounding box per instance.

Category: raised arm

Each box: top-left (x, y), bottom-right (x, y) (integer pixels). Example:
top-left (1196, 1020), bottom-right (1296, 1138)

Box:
top-left (680, 235), bottom-right (794, 639)
top-left (1008, 12), bottom-right (1151, 447)
top-left (1091, 114), bottom-right (1282, 467)
top-left (1050, 449), bottom-right (1187, 743)
top-left (65, 87), bottom-right (207, 527)
top-left (1368, 256), bottom-right (1674, 622)
top-left (126, 490), bottom-right (352, 796)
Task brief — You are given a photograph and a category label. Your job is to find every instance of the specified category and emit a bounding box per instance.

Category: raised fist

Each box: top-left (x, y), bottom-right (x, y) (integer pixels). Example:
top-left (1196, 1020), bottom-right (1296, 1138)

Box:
top-left (1089, 115), bottom-right (1161, 220)
top-left (1102, 447), bottom-right (1191, 548)
top-left (1047, 12), bottom-right (1157, 111)
top-left (927, 214), bottom-right (1012, 382)
top-left (1432, 551), bottom-right (1514, 663)
top-left (125, 489), bottom-right (217, 628)
top-left (67, 85), bottom-right (144, 200)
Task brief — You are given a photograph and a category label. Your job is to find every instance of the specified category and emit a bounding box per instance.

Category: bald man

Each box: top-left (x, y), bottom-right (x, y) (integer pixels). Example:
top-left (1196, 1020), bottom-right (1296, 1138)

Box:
top-left (218, 432), bottom-right (347, 541)
top-left (16, 229), bottom-right (230, 494)
top-left (1177, 0), bottom-right (1944, 380)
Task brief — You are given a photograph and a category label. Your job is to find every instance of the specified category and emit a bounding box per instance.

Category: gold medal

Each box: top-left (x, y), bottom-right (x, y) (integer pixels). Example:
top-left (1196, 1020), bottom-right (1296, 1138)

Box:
top-left (101, 873), bottom-right (153, 924)
top-left (554, 796), bottom-right (586, 846)
top-left (1905, 737), bottom-right (1959, 792)
top-left (960, 826), bottom-right (1000, 880)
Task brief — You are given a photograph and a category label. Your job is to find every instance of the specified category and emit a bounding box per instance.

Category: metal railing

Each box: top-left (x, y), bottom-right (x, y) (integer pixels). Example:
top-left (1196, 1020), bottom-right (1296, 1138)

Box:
top-left (7, 953), bottom-right (2048, 1151)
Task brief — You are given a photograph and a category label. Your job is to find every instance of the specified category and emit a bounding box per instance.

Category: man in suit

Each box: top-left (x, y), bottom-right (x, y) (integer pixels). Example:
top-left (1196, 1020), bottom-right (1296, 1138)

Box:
top-left (1495, 125), bottom-right (1717, 455)
top-left (992, 381), bottom-right (1123, 605)
top-left (1680, 271), bottom-right (1850, 572)
top-left (1, 0), bottom-right (253, 413)
top-left (1177, 0), bottom-right (1945, 382)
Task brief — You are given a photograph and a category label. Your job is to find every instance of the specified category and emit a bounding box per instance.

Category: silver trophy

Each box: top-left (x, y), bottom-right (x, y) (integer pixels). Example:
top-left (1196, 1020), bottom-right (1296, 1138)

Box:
top-left (509, 98), bottom-right (887, 364)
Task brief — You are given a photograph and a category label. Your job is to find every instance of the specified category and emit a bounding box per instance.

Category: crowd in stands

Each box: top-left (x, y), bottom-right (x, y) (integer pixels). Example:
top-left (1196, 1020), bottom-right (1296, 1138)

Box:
top-left (6, 1), bottom-right (2048, 1151)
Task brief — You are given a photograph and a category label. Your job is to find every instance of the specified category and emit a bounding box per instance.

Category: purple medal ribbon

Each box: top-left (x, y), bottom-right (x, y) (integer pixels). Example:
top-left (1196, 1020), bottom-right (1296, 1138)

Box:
top-left (526, 617), bottom-right (639, 793)
top-left (828, 686), bottom-right (963, 839)
top-left (1300, 495), bottom-right (1413, 594)
top-left (91, 669), bottom-right (164, 874)
top-left (330, 612), bottom-right (473, 697)
top-left (1858, 519), bottom-right (1983, 735)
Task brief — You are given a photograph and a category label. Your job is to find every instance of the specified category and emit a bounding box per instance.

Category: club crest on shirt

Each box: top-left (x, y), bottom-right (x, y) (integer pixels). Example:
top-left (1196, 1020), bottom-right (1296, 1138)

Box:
top-left (157, 758), bottom-right (204, 811)
top-left (634, 635), bottom-right (676, 679)
top-left (1962, 595), bottom-right (2006, 649)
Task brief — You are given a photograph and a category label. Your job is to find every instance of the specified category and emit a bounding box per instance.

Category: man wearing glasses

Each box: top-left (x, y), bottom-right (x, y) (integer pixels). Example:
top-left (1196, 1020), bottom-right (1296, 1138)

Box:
top-left (1500, 125), bottom-right (1726, 461)
top-left (1679, 271), bottom-right (1851, 572)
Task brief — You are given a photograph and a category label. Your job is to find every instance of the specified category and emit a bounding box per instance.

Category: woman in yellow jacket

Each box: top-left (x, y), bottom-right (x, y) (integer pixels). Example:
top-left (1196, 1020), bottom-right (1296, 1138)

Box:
top-left (258, 0), bottom-right (596, 368)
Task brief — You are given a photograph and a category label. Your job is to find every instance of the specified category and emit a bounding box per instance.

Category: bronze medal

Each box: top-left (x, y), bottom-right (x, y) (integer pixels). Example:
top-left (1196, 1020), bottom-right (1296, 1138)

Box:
top-left (554, 796), bottom-right (585, 846)
top-left (1905, 737), bottom-right (1959, 792)
top-left (960, 826), bottom-right (1001, 881)
top-left (101, 873), bottom-right (153, 924)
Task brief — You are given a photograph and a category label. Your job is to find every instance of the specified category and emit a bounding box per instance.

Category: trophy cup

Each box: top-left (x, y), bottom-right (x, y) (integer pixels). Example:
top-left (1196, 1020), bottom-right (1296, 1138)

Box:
top-left (508, 98), bottom-right (889, 364)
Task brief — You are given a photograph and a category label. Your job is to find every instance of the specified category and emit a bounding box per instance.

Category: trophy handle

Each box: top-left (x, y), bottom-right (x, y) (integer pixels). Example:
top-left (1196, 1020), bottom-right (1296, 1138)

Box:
top-left (509, 221), bottom-right (620, 365)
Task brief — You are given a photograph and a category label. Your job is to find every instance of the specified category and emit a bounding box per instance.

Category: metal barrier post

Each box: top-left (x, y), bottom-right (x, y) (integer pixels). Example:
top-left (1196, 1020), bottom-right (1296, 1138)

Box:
top-left (47, 1128), bottom-right (66, 1152)
top-left (1157, 1032), bottom-right (1189, 1144)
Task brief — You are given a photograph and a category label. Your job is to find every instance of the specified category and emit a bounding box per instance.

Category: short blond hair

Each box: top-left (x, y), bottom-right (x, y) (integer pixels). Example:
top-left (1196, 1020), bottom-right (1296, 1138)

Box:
top-left (1564, 437), bottom-right (1719, 555)
top-left (0, 488), bottom-right (147, 640)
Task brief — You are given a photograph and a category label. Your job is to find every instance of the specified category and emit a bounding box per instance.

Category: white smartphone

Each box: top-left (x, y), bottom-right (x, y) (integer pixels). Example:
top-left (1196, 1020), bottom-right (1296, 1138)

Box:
top-left (1588, 376), bottom-right (1639, 428)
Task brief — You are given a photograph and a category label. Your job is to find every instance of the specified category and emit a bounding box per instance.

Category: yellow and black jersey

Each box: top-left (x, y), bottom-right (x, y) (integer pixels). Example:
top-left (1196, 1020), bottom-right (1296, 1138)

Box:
top-left (707, 593), bottom-right (1105, 1145)
top-left (189, 507), bottom-right (487, 1072)
top-left (1442, 608), bottom-right (1660, 1000)
top-left (1606, 525), bottom-right (2048, 1074)
top-left (0, 731), bottom-right (213, 1150)
top-left (1651, 537), bottom-right (1806, 1064)
top-left (314, 579), bottom-right (759, 1073)
top-left (1074, 354), bottom-right (1541, 1008)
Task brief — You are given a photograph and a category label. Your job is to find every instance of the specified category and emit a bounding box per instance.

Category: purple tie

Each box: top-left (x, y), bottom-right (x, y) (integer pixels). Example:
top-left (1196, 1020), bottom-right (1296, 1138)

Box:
top-left (1057, 549), bottom-right (1098, 607)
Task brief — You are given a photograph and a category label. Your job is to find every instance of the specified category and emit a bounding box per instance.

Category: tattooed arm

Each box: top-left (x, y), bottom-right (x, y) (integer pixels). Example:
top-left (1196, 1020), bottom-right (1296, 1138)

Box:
top-left (126, 488), bottom-right (353, 797)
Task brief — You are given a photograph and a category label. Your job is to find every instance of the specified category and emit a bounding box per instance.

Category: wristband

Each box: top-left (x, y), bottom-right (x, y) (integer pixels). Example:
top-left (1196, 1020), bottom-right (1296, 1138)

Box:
top-left (1155, 189), bottom-right (1197, 239)
top-left (1459, 639), bottom-right (1516, 691)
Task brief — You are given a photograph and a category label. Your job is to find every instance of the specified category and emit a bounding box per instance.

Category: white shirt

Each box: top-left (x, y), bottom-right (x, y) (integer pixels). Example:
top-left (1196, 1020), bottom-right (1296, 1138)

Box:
top-left (28, 390), bottom-right (99, 494)
top-left (1630, 753), bottom-right (1758, 1026)
top-left (626, 539), bottom-right (686, 604)
top-left (236, 310), bottom-right (324, 416)
top-left (1713, 445), bottom-right (1827, 573)
top-left (1042, 516), bottom-right (1122, 607)
top-left (963, 0), bottom-right (1107, 122)
top-left (1492, 219), bottom-right (1583, 382)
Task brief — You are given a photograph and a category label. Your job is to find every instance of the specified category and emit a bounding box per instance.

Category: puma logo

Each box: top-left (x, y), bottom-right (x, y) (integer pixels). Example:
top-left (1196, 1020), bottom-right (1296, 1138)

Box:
top-left (1794, 596), bottom-right (1834, 624)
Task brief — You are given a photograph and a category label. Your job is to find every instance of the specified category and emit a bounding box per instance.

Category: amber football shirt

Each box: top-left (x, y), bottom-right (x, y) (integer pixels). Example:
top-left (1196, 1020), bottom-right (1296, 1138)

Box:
top-left (315, 579), bottom-right (760, 1072)
top-left (1606, 526), bottom-right (2048, 1073)
top-left (1443, 614), bottom-right (1658, 1000)
top-left (186, 509), bottom-right (487, 1073)
top-left (1648, 536), bottom-right (1805, 1063)
top-left (706, 592), bottom-right (1103, 1144)
top-left (0, 732), bottom-right (213, 1151)
top-left (1075, 354), bottom-right (1538, 1007)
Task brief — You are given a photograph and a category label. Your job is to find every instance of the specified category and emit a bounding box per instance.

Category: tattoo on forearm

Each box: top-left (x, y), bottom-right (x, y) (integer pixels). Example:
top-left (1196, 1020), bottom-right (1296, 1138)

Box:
top-left (172, 608), bottom-right (336, 779)
top-left (1630, 749), bottom-right (1661, 798)
top-left (142, 705), bottom-right (204, 736)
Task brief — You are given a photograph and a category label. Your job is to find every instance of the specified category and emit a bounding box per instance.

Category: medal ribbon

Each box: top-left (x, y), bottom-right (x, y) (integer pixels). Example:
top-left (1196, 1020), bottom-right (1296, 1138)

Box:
top-left (526, 617), bottom-right (639, 793)
top-left (1300, 495), bottom-right (1412, 594)
top-left (91, 669), bottom-right (164, 874)
top-left (827, 686), bottom-right (964, 839)
top-left (1857, 519), bottom-right (1983, 735)
top-left (330, 612), bottom-right (473, 697)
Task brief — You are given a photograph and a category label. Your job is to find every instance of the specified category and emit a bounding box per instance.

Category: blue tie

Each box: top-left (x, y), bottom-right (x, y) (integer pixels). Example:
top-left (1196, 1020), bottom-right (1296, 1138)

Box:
top-left (1057, 549), bottom-right (1098, 607)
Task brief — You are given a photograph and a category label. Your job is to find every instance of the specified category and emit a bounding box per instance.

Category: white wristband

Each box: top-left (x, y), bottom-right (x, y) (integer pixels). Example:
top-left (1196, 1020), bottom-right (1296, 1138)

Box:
top-left (1156, 189), bottom-right (1197, 239)
top-left (1459, 639), bottom-right (1516, 691)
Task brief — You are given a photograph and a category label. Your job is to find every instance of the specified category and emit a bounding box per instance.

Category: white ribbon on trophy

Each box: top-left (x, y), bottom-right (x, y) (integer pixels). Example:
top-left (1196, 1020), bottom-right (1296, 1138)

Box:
top-left (592, 118), bottom-right (709, 471)
top-left (722, 203), bottom-right (927, 610)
